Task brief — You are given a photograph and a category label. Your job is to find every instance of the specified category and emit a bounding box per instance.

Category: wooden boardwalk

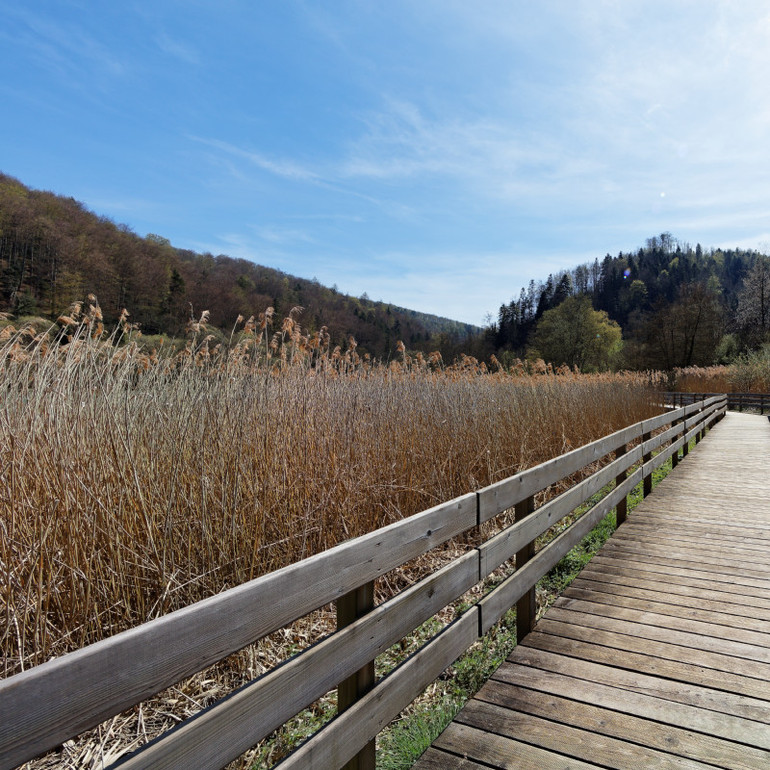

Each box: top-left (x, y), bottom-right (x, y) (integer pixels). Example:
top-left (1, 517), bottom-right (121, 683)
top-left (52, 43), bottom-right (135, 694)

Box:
top-left (415, 412), bottom-right (770, 770)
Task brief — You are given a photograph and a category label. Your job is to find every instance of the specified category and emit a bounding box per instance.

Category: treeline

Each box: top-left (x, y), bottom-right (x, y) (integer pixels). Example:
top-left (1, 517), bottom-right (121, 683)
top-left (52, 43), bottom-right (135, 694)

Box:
top-left (0, 173), bottom-right (480, 360)
top-left (493, 232), bottom-right (770, 370)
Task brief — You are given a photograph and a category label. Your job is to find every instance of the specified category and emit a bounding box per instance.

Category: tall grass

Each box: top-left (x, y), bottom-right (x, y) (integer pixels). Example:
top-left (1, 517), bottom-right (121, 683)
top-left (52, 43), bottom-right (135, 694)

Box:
top-left (674, 351), bottom-right (770, 393)
top-left (1, 305), bottom-right (659, 680)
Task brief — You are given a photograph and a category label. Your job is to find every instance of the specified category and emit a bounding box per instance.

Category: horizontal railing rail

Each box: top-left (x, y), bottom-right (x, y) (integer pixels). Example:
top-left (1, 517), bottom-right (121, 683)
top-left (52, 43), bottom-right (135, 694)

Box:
top-left (0, 396), bottom-right (728, 770)
top-left (664, 391), bottom-right (770, 413)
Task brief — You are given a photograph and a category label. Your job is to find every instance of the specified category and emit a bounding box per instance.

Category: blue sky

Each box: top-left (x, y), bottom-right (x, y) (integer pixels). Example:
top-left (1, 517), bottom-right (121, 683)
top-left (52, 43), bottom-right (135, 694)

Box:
top-left (2, 1), bottom-right (769, 325)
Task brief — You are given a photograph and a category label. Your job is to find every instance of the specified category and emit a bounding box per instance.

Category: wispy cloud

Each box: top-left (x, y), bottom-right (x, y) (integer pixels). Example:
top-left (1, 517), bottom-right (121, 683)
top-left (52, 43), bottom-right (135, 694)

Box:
top-left (155, 32), bottom-right (199, 65)
top-left (190, 136), bottom-right (319, 182)
top-left (1, 5), bottom-right (126, 83)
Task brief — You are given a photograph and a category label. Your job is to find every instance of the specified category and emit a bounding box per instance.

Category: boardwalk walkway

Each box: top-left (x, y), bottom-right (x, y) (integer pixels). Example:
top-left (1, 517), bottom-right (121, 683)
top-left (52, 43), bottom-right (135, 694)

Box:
top-left (415, 412), bottom-right (770, 769)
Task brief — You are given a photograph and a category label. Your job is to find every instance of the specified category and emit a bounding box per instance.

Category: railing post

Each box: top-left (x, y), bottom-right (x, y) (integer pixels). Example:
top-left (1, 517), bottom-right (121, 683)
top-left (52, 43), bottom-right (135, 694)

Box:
top-left (642, 430), bottom-right (652, 497)
top-left (614, 444), bottom-right (628, 526)
top-left (671, 416), bottom-right (680, 468)
top-left (515, 495), bottom-right (536, 644)
top-left (695, 402), bottom-right (704, 444)
top-left (336, 582), bottom-right (376, 770)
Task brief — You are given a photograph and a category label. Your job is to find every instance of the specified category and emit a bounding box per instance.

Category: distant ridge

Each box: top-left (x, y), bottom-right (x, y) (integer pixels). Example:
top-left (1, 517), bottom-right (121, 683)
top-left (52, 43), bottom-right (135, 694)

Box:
top-left (0, 173), bottom-right (481, 359)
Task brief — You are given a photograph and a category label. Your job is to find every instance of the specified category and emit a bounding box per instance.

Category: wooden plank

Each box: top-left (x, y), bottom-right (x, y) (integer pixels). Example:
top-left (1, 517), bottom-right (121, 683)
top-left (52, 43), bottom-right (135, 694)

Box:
top-left (276, 610), bottom-right (479, 769)
top-left (413, 748), bottom-right (490, 769)
top-left (527, 626), bottom-right (770, 702)
top-left (609, 532), bottom-right (770, 562)
top-left (106, 553), bottom-right (481, 770)
top-left (567, 577), bottom-right (770, 625)
top-left (510, 645), bottom-right (770, 725)
top-left (553, 596), bottom-right (770, 652)
top-left (616, 521), bottom-right (770, 549)
top-left (453, 698), bottom-right (714, 769)
top-left (611, 521), bottom-right (770, 551)
top-left (546, 603), bottom-right (770, 664)
top-left (562, 583), bottom-right (770, 635)
top-left (0, 492), bottom-right (477, 768)
top-left (479, 447), bottom-right (641, 577)
top-left (588, 552), bottom-right (770, 594)
top-left (620, 513), bottom-right (770, 539)
top-left (477, 421), bottom-right (644, 522)
top-left (535, 615), bottom-right (770, 688)
top-left (493, 661), bottom-right (770, 749)
top-left (599, 541), bottom-right (770, 581)
top-left (432, 720), bottom-right (607, 769)
top-left (575, 563), bottom-right (770, 614)
top-left (478, 469), bottom-right (641, 633)
top-left (473, 680), bottom-right (770, 770)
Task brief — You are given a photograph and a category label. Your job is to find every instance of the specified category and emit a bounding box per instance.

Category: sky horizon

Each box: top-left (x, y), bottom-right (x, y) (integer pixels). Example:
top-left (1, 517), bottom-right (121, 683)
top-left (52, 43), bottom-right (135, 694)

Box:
top-left (2, 1), bottom-right (769, 325)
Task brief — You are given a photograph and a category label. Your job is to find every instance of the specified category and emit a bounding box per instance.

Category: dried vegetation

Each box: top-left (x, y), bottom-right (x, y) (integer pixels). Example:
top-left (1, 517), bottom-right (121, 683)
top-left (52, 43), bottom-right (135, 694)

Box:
top-left (1, 300), bottom-right (661, 767)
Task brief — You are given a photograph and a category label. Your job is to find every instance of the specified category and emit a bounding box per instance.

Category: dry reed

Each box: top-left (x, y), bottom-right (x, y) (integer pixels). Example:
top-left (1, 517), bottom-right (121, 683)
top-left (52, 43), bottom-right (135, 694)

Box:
top-left (1, 305), bottom-right (661, 766)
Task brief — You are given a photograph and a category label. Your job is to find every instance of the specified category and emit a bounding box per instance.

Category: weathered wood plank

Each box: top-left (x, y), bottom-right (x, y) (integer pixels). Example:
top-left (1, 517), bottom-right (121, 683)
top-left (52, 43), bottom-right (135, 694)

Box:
top-left (511, 645), bottom-right (770, 725)
top-left (553, 596), bottom-right (770, 652)
top-left (588, 552), bottom-right (770, 594)
top-left (431, 720), bottom-right (607, 769)
top-left (578, 562), bottom-right (770, 612)
top-left (546, 603), bottom-right (770, 667)
top-left (566, 578), bottom-right (770, 625)
top-left (477, 421), bottom-right (644, 522)
top-left (493, 661), bottom-right (770, 749)
top-left (453, 698), bottom-right (714, 769)
top-left (599, 541), bottom-right (770, 580)
top-left (412, 748), bottom-right (490, 769)
top-left (276, 610), bottom-right (479, 769)
top-left (528, 626), bottom-right (770, 702)
top-left (478, 469), bottom-right (641, 633)
top-left (562, 584), bottom-right (770, 633)
top-left (473, 681), bottom-right (770, 770)
top-left (0, 493), bottom-right (477, 768)
top-left (105, 553), bottom-right (481, 770)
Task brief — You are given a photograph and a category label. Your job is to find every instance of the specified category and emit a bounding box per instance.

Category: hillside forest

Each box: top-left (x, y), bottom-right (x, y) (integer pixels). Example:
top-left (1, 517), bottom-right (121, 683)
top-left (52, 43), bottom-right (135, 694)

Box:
top-left (494, 232), bottom-right (770, 371)
top-left (0, 173), bottom-right (479, 362)
top-left (1, 172), bottom-right (769, 371)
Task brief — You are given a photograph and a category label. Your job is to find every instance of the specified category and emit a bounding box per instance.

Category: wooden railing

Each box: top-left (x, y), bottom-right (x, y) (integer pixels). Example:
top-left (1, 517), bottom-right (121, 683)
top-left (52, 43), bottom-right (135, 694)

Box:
top-left (665, 391), bottom-right (770, 414)
top-left (0, 396), bottom-right (728, 770)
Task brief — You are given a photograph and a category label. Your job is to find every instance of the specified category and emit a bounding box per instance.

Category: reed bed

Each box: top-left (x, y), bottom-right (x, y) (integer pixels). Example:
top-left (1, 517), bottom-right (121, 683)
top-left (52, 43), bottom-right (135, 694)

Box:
top-left (1, 304), bottom-right (660, 766)
top-left (674, 357), bottom-right (770, 393)
top-left (673, 365), bottom-right (734, 393)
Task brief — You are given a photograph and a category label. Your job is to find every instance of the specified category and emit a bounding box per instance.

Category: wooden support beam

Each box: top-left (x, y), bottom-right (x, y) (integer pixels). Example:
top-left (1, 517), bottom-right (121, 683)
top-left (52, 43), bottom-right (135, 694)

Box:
top-left (614, 444), bottom-right (628, 526)
top-left (337, 582), bottom-right (376, 770)
top-left (514, 496), bottom-right (536, 643)
top-left (642, 431), bottom-right (652, 497)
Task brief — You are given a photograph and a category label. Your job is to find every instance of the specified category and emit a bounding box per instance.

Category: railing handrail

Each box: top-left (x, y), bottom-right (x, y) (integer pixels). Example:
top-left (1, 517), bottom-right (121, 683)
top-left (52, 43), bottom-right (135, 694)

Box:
top-left (664, 391), bottom-right (769, 414)
top-left (0, 396), bottom-right (728, 770)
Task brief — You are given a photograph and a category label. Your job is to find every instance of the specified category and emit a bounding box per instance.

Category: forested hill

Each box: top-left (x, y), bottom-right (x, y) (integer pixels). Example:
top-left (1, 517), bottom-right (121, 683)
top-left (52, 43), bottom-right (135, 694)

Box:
top-left (0, 173), bottom-right (480, 359)
top-left (494, 233), bottom-right (770, 369)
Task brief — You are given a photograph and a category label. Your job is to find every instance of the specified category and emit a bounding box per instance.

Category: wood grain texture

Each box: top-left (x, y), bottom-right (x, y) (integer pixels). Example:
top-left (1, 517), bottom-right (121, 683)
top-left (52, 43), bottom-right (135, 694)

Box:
top-left (276, 610), bottom-right (479, 770)
top-left (415, 410), bottom-right (770, 770)
top-left (0, 397), bottom-right (733, 770)
top-left (92, 554), bottom-right (481, 770)
top-left (0, 493), bottom-right (477, 769)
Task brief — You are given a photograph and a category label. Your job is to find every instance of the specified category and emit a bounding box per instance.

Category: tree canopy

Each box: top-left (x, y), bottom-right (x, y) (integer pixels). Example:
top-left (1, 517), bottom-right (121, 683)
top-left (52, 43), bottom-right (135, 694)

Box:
top-left (529, 295), bottom-right (622, 371)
